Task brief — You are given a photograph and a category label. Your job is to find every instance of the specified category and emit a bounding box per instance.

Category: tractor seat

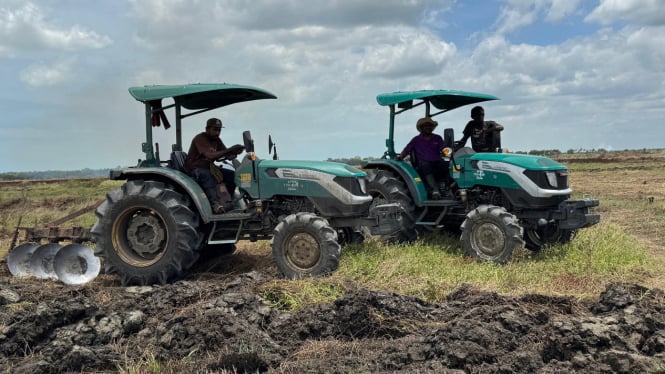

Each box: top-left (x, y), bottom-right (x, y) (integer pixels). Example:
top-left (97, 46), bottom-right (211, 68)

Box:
top-left (169, 151), bottom-right (187, 172)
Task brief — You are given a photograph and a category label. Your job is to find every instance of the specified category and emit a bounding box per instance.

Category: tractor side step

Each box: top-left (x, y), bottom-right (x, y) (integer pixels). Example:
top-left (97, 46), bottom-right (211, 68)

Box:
top-left (212, 210), bottom-right (256, 221)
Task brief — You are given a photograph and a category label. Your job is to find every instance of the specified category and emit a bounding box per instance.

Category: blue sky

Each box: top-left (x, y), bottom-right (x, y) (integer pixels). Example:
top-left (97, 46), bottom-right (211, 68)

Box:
top-left (1, 0), bottom-right (664, 172)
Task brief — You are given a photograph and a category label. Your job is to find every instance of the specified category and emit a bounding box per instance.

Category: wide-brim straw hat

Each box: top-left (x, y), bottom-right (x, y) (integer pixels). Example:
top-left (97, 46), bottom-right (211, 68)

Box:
top-left (416, 117), bottom-right (438, 132)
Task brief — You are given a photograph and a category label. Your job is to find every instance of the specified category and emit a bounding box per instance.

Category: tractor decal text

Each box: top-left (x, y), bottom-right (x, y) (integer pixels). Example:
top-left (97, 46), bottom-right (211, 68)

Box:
top-left (284, 180), bottom-right (300, 191)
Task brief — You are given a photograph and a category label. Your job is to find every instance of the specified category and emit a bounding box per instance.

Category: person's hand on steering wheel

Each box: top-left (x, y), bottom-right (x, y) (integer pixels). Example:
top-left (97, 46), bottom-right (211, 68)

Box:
top-left (216, 144), bottom-right (245, 162)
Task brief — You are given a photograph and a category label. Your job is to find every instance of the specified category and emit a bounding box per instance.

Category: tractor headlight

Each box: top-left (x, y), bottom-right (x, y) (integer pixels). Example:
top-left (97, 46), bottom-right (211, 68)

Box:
top-left (546, 171), bottom-right (558, 188)
top-left (334, 176), bottom-right (365, 196)
top-left (358, 178), bottom-right (367, 194)
top-left (523, 169), bottom-right (569, 190)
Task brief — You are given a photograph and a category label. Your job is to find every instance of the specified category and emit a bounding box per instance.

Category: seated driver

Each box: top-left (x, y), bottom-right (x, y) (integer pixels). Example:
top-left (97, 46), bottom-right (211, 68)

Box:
top-left (184, 117), bottom-right (244, 213)
top-left (396, 117), bottom-right (451, 199)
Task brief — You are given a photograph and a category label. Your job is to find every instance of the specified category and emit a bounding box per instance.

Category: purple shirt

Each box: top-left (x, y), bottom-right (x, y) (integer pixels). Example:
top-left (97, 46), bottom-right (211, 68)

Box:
top-left (402, 134), bottom-right (447, 162)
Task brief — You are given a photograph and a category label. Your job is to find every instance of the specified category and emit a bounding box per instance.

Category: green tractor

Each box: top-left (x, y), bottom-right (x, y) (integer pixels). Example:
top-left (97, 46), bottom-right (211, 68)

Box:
top-left (364, 89), bottom-right (600, 263)
top-left (91, 83), bottom-right (402, 285)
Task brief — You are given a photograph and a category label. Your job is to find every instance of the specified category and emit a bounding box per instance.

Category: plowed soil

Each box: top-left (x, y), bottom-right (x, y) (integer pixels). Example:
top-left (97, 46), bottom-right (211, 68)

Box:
top-left (2, 256), bottom-right (664, 373)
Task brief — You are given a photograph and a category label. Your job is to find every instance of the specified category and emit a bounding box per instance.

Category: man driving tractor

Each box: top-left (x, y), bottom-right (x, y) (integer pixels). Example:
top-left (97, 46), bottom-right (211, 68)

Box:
top-left (184, 117), bottom-right (244, 213)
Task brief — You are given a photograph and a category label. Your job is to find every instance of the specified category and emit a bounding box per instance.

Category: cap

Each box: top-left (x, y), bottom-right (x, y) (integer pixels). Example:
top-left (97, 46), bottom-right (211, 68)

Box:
top-left (416, 117), bottom-right (438, 132)
top-left (206, 118), bottom-right (223, 129)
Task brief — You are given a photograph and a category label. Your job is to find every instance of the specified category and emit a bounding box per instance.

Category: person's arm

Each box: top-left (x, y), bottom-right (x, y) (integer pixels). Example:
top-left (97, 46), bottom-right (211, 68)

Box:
top-left (455, 122), bottom-right (472, 148)
top-left (192, 136), bottom-right (241, 161)
top-left (485, 121), bottom-right (504, 132)
top-left (396, 137), bottom-right (415, 160)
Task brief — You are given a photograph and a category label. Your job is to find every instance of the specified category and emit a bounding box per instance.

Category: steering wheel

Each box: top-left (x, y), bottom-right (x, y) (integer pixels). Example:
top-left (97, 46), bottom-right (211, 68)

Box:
top-left (216, 153), bottom-right (237, 162)
top-left (215, 145), bottom-right (244, 162)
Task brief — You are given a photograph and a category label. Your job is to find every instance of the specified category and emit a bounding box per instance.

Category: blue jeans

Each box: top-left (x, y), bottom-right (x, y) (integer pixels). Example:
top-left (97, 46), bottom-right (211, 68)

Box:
top-left (190, 167), bottom-right (236, 194)
top-left (418, 160), bottom-right (450, 187)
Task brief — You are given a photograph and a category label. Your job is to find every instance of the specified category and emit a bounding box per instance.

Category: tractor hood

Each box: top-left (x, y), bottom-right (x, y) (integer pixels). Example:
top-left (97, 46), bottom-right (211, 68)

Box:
top-left (467, 152), bottom-right (567, 171)
top-left (129, 83), bottom-right (277, 110)
top-left (377, 90), bottom-right (498, 112)
top-left (257, 160), bottom-right (366, 177)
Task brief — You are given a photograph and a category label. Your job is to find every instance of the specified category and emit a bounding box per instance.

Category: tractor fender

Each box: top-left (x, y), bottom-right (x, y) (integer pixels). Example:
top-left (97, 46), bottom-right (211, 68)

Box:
top-left (364, 160), bottom-right (428, 205)
top-left (109, 167), bottom-right (214, 222)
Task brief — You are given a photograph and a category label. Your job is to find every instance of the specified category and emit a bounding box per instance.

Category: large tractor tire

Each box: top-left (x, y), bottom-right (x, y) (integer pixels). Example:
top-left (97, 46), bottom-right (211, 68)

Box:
top-left (461, 205), bottom-right (524, 264)
top-left (271, 212), bottom-right (341, 279)
top-left (365, 169), bottom-right (418, 243)
top-left (91, 180), bottom-right (202, 286)
top-left (524, 226), bottom-right (576, 251)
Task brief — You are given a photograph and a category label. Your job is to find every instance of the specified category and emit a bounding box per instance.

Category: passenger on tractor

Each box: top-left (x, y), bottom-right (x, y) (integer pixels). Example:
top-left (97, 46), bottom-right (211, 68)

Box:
top-left (184, 118), bottom-right (245, 214)
top-left (456, 106), bottom-right (504, 152)
top-left (396, 117), bottom-right (451, 200)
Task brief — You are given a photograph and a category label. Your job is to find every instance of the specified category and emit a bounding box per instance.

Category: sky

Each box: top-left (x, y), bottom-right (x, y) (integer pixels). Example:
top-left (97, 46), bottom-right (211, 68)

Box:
top-left (1, 0), bottom-right (664, 172)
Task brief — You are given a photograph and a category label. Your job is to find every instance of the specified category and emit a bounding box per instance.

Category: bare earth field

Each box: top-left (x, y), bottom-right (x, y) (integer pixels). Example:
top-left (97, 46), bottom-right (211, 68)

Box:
top-left (1, 150), bottom-right (665, 373)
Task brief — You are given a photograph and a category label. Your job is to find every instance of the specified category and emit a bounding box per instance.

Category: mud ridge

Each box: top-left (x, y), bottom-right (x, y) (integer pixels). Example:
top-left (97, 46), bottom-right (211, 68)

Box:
top-left (1, 271), bottom-right (664, 373)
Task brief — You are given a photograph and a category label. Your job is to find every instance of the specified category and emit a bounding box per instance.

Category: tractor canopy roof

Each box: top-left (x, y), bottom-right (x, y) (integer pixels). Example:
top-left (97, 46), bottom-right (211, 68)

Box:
top-left (129, 83), bottom-right (277, 110)
top-left (377, 90), bottom-right (498, 112)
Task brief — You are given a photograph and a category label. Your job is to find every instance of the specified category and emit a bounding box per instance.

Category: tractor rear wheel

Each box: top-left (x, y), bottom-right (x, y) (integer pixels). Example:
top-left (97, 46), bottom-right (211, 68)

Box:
top-left (272, 213), bottom-right (341, 279)
top-left (366, 169), bottom-right (418, 243)
top-left (461, 205), bottom-right (524, 264)
top-left (524, 226), bottom-right (576, 251)
top-left (91, 180), bottom-right (202, 286)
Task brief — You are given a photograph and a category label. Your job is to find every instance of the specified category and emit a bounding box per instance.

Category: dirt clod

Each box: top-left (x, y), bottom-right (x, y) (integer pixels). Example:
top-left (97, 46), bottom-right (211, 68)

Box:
top-left (1, 275), bottom-right (664, 373)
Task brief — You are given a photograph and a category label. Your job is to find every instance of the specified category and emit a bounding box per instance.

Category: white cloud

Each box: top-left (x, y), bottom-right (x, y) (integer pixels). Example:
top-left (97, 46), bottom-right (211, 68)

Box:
top-left (0, 2), bottom-right (111, 57)
top-left (1, 0), bottom-right (665, 172)
top-left (495, 0), bottom-right (582, 34)
top-left (358, 31), bottom-right (456, 78)
top-left (19, 58), bottom-right (75, 86)
top-left (586, 0), bottom-right (665, 26)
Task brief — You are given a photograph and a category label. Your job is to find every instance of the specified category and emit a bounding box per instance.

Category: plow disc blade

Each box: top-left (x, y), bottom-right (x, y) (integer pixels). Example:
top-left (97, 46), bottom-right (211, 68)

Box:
top-left (54, 244), bottom-right (100, 285)
top-left (29, 243), bottom-right (62, 280)
top-left (7, 242), bottom-right (40, 277)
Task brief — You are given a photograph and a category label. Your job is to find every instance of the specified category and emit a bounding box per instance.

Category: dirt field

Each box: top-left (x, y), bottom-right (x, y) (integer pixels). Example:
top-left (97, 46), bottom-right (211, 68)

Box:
top-left (2, 150), bottom-right (665, 373)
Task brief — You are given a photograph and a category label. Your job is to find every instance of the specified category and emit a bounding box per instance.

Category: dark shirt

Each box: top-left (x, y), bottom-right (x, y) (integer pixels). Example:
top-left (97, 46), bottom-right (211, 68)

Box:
top-left (184, 132), bottom-right (227, 172)
top-left (402, 134), bottom-right (447, 162)
top-left (463, 120), bottom-right (500, 152)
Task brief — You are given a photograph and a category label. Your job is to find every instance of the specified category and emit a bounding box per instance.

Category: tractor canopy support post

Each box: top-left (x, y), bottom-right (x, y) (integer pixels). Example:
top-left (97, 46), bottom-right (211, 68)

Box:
top-left (142, 102), bottom-right (156, 165)
top-left (386, 104), bottom-right (396, 159)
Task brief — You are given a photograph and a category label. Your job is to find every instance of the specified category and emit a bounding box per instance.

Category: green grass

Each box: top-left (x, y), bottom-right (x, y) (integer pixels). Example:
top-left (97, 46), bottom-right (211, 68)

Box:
top-left (259, 222), bottom-right (657, 309)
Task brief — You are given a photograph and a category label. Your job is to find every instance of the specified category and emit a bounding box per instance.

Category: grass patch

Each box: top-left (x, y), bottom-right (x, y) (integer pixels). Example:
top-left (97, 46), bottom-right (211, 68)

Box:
top-left (334, 222), bottom-right (655, 302)
top-left (258, 279), bottom-right (346, 312)
top-left (258, 222), bottom-right (656, 310)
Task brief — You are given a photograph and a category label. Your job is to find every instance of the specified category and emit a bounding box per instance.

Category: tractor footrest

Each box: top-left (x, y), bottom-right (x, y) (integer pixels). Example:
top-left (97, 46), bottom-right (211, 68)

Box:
top-left (213, 211), bottom-right (255, 221)
top-left (416, 221), bottom-right (439, 226)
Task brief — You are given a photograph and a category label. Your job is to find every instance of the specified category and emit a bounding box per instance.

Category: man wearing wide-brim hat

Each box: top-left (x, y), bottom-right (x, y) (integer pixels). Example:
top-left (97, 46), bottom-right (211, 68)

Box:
top-left (396, 116), bottom-right (451, 199)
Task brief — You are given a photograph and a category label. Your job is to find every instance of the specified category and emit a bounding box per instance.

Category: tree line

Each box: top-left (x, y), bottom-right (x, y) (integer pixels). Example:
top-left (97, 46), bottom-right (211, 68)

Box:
top-left (0, 168), bottom-right (110, 180)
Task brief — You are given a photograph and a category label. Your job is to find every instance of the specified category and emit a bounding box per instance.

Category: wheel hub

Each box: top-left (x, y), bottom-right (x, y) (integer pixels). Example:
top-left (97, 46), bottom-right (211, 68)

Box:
top-left (472, 222), bottom-right (505, 257)
top-left (286, 232), bottom-right (321, 269)
top-left (126, 213), bottom-right (165, 258)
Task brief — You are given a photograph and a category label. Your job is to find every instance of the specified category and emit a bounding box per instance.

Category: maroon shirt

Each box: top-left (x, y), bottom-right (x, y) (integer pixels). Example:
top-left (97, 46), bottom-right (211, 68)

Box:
top-left (184, 132), bottom-right (228, 172)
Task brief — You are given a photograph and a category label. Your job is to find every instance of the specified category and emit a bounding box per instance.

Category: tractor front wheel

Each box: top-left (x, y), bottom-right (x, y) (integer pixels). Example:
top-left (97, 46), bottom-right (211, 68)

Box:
top-left (91, 180), bottom-right (202, 286)
top-left (461, 205), bottom-right (524, 264)
top-left (271, 213), bottom-right (341, 279)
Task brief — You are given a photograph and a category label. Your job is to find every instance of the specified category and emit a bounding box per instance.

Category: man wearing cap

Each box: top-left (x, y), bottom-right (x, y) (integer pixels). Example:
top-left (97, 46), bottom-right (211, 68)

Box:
top-left (184, 118), bottom-right (245, 213)
top-left (396, 117), bottom-right (451, 199)
top-left (456, 106), bottom-right (504, 152)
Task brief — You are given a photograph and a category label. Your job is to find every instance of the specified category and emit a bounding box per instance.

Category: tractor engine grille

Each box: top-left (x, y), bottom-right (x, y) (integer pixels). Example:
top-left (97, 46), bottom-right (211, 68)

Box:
top-left (523, 169), bottom-right (569, 190)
